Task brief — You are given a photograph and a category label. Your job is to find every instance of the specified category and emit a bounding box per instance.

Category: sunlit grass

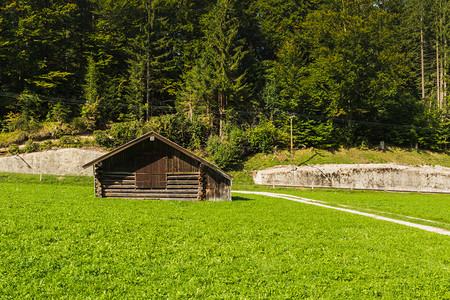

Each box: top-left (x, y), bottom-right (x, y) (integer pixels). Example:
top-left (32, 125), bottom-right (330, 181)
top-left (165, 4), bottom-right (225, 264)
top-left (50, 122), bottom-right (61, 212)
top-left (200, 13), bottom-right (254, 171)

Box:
top-left (0, 182), bottom-right (448, 298)
top-left (234, 185), bottom-right (450, 227)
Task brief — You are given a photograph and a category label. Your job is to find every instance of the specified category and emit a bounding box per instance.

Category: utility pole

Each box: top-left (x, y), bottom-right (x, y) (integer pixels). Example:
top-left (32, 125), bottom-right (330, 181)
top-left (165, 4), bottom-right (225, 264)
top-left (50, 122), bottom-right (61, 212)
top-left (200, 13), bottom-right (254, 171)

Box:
top-left (290, 114), bottom-right (294, 167)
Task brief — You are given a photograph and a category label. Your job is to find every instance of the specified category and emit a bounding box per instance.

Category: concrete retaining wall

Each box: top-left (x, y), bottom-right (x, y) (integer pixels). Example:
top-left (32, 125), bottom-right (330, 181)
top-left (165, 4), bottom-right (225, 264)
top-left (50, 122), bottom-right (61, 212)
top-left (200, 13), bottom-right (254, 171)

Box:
top-left (253, 164), bottom-right (450, 193)
top-left (0, 148), bottom-right (106, 176)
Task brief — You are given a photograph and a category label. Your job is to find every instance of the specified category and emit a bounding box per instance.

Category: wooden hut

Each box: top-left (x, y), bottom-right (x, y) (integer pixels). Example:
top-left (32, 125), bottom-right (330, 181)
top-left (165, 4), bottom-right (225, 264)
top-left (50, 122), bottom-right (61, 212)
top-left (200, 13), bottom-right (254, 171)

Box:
top-left (82, 131), bottom-right (232, 201)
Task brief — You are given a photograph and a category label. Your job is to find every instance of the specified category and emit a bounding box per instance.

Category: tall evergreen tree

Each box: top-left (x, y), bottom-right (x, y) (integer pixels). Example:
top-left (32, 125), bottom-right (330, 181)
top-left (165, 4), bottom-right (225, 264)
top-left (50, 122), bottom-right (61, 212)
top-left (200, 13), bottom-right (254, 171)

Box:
top-left (200, 0), bottom-right (247, 138)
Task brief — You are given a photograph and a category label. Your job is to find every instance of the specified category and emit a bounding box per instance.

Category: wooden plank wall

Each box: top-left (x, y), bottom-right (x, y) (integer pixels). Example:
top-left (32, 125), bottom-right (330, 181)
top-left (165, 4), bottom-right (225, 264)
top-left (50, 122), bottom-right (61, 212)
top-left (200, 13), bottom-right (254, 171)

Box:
top-left (205, 168), bottom-right (232, 201)
top-left (94, 138), bottom-right (231, 201)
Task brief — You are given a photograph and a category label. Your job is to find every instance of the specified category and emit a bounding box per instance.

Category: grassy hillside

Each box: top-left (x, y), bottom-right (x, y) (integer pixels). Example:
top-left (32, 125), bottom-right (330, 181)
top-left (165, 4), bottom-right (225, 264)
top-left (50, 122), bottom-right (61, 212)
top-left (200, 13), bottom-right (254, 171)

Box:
top-left (231, 147), bottom-right (450, 184)
top-left (1, 182), bottom-right (448, 298)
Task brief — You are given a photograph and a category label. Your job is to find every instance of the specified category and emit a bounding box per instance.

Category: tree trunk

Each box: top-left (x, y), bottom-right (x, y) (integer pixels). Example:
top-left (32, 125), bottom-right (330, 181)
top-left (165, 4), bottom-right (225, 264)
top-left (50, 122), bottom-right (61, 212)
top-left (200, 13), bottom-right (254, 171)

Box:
top-left (442, 39), bottom-right (447, 110)
top-left (206, 102), bottom-right (214, 138)
top-left (188, 95), bottom-right (193, 122)
top-left (437, 38), bottom-right (441, 109)
top-left (421, 13), bottom-right (425, 103)
top-left (146, 59), bottom-right (150, 121)
top-left (218, 91), bottom-right (224, 140)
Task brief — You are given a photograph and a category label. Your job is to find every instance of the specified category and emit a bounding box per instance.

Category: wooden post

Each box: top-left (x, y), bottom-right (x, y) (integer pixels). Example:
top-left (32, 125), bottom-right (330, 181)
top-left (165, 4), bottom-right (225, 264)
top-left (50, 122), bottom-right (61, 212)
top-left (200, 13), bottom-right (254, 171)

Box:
top-left (198, 165), bottom-right (206, 201)
top-left (93, 164), bottom-right (103, 197)
top-left (290, 115), bottom-right (294, 167)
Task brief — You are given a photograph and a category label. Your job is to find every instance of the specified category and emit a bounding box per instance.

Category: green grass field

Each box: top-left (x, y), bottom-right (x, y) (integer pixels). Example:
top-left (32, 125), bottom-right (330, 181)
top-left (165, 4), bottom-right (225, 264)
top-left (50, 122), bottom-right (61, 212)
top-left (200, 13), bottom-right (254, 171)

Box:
top-left (234, 185), bottom-right (450, 230)
top-left (1, 180), bottom-right (449, 299)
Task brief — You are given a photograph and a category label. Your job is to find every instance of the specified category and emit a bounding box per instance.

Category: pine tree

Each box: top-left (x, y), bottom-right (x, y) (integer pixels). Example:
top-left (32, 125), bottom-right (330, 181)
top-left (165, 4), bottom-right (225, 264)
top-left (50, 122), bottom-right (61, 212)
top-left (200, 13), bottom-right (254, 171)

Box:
top-left (201, 0), bottom-right (247, 139)
top-left (123, 0), bottom-right (177, 121)
top-left (177, 55), bottom-right (214, 123)
top-left (81, 56), bottom-right (101, 130)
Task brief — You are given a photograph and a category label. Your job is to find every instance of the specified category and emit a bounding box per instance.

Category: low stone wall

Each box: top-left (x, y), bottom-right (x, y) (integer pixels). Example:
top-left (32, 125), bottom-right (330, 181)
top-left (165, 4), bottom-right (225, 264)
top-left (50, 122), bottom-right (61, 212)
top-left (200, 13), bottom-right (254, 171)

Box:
top-left (0, 148), bottom-right (106, 176)
top-left (253, 163), bottom-right (450, 193)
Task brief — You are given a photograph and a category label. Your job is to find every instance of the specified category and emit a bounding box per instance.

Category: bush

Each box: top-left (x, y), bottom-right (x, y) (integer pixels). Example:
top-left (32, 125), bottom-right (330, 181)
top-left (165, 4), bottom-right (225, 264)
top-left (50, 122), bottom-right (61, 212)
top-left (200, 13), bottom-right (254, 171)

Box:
top-left (70, 117), bottom-right (88, 134)
top-left (206, 136), bottom-right (240, 170)
top-left (39, 140), bottom-right (54, 151)
top-left (47, 103), bottom-right (70, 123)
top-left (58, 135), bottom-right (81, 148)
top-left (185, 116), bottom-right (211, 150)
top-left (248, 119), bottom-right (282, 153)
top-left (23, 140), bottom-right (39, 153)
top-left (93, 121), bottom-right (146, 149)
top-left (93, 130), bottom-right (115, 148)
top-left (147, 115), bottom-right (190, 146)
top-left (206, 126), bottom-right (247, 170)
top-left (8, 143), bottom-right (20, 154)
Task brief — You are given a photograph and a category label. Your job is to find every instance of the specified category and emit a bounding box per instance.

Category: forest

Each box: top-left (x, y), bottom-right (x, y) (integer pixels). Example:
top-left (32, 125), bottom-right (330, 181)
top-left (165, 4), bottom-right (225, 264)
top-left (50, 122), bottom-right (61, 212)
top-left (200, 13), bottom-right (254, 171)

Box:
top-left (1, 0), bottom-right (450, 168)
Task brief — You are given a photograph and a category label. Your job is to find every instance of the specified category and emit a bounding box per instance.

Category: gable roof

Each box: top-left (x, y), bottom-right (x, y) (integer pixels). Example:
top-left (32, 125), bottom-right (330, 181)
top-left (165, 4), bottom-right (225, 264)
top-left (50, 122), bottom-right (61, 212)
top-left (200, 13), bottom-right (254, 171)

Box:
top-left (82, 131), bottom-right (233, 180)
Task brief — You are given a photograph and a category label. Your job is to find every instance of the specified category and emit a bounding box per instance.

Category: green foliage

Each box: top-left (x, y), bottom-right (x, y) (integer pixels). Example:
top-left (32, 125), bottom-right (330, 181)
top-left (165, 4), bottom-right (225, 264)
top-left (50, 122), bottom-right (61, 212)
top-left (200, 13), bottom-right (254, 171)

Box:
top-left (93, 121), bottom-right (149, 149)
top-left (47, 103), bottom-right (71, 124)
top-left (0, 131), bottom-right (27, 148)
top-left (58, 135), bottom-right (82, 148)
top-left (16, 91), bottom-right (45, 121)
top-left (184, 115), bottom-right (211, 150)
top-left (3, 112), bottom-right (27, 132)
top-left (39, 140), bottom-right (53, 151)
top-left (92, 130), bottom-right (114, 149)
top-left (177, 56), bottom-right (214, 124)
top-left (69, 117), bottom-right (89, 134)
top-left (199, 0), bottom-right (248, 137)
top-left (295, 119), bottom-right (338, 149)
top-left (4, 92), bottom-right (45, 132)
top-left (82, 57), bottom-right (102, 130)
top-left (248, 118), bottom-right (286, 153)
top-left (206, 126), bottom-right (247, 169)
top-left (23, 140), bottom-right (39, 153)
top-left (8, 143), bottom-right (19, 154)
top-left (0, 182), bottom-right (448, 298)
top-left (2, 0), bottom-right (450, 153)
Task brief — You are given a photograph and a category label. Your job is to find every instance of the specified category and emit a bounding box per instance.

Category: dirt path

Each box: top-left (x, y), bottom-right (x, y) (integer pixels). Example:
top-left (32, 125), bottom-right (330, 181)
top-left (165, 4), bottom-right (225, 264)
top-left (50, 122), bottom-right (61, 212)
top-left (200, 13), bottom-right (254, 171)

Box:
top-left (232, 191), bottom-right (450, 236)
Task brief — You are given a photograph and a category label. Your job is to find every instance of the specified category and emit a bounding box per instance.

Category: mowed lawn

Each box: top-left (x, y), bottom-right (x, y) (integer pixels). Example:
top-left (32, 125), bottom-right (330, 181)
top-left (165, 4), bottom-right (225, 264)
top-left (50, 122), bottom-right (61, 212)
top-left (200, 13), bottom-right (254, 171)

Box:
top-left (0, 183), bottom-right (449, 299)
top-left (235, 185), bottom-right (450, 230)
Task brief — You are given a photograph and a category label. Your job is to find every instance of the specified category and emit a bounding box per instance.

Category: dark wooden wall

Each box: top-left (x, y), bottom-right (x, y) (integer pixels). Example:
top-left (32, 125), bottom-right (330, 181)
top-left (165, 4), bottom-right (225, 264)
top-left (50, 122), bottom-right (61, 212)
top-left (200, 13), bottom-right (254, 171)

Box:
top-left (94, 138), bottom-right (231, 201)
top-left (205, 169), bottom-right (232, 201)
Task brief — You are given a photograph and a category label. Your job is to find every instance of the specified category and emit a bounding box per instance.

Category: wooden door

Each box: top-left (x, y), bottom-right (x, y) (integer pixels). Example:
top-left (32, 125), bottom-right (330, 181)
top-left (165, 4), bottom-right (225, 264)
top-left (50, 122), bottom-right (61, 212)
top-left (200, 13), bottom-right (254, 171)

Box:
top-left (135, 153), bottom-right (167, 188)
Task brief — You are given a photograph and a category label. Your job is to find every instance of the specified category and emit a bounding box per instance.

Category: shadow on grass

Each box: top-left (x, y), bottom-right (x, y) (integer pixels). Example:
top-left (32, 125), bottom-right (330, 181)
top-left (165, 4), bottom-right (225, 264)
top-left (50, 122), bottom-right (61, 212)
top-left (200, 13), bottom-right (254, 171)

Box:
top-left (232, 196), bottom-right (253, 201)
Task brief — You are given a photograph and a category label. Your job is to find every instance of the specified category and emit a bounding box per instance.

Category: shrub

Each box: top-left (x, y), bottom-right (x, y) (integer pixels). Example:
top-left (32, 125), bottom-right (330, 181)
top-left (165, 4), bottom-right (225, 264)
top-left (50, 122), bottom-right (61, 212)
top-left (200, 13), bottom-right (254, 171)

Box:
top-left (4, 112), bottom-right (28, 132)
top-left (296, 119), bottom-right (338, 149)
top-left (93, 121), bottom-right (145, 149)
top-left (58, 135), bottom-right (82, 148)
top-left (206, 127), bottom-right (247, 170)
top-left (147, 115), bottom-right (190, 146)
top-left (70, 117), bottom-right (88, 134)
top-left (23, 140), bottom-right (39, 153)
top-left (206, 136), bottom-right (240, 170)
top-left (47, 103), bottom-right (70, 123)
top-left (8, 143), bottom-right (20, 154)
top-left (39, 140), bottom-right (54, 151)
top-left (248, 119), bottom-right (281, 153)
top-left (93, 130), bottom-right (115, 148)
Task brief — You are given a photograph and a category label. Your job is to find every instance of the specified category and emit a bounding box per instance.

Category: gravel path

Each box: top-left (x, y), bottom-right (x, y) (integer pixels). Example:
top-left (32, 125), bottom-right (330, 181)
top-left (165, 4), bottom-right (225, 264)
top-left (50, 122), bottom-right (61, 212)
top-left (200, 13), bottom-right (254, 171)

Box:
top-left (232, 191), bottom-right (450, 236)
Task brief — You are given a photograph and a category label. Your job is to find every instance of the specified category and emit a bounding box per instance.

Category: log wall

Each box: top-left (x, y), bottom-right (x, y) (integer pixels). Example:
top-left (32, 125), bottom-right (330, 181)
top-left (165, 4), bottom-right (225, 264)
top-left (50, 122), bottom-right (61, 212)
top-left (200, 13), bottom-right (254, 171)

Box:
top-left (93, 138), bottom-right (231, 201)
